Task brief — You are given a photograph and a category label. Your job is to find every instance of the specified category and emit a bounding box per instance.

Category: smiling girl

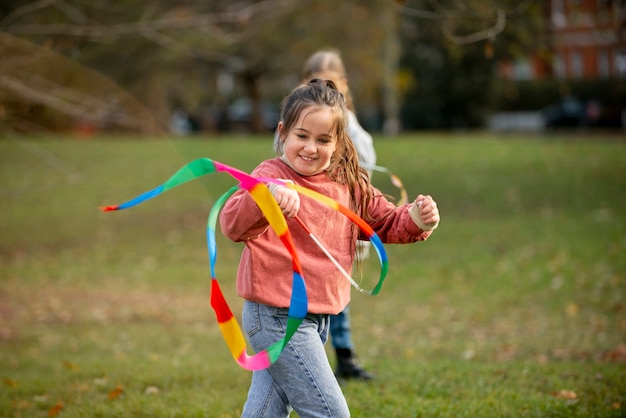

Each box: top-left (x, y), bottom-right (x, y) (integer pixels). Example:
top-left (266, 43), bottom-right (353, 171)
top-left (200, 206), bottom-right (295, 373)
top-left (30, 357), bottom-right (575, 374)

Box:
top-left (219, 79), bottom-right (439, 417)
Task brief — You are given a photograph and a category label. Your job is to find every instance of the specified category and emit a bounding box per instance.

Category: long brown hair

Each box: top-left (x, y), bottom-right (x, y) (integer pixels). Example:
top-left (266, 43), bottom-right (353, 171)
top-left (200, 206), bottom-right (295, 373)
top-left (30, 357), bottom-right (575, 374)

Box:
top-left (275, 79), bottom-right (373, 221)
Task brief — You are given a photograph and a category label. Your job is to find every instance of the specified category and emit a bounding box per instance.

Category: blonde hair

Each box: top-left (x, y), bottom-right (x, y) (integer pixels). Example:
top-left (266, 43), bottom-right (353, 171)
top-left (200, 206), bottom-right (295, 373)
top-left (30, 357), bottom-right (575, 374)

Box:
top-left (302, 49), bottom-right (355, 111)
top-left (276, 79), bottom-right (372, 222)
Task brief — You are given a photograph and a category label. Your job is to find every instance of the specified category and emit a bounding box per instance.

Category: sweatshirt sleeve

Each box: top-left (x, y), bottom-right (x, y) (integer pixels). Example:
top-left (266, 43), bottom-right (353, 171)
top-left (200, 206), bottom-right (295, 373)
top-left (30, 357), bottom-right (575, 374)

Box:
top-left (218, 160), bottom-right (283, 242)
top-left (366, 187), bottom-right (432, 243)
top-left (219, 188), bottom-right (269, 242)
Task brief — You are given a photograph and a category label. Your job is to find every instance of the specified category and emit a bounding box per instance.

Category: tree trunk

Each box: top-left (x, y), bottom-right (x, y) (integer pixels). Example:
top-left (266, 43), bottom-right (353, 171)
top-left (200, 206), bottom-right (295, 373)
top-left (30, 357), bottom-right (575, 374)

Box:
top-left (382, 6), bottom-right (401, 136)
top-left (243, 72), bottom-right (264, 134)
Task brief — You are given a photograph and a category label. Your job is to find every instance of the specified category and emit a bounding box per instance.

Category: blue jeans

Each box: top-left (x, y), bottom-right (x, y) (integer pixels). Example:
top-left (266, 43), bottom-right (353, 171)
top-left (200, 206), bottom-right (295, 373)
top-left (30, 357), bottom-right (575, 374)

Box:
top-left (330, 306), bottom-right (353, 350)
top-left (241, 301), bottom-right (350, 418)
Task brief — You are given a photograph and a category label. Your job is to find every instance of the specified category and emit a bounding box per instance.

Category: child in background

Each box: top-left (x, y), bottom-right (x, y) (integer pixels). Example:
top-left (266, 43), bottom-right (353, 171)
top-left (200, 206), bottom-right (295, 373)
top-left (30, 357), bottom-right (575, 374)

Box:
top-left (275, 48), bottom-right (378, 380)
top-left (221, 79), bottom-right (439, 417)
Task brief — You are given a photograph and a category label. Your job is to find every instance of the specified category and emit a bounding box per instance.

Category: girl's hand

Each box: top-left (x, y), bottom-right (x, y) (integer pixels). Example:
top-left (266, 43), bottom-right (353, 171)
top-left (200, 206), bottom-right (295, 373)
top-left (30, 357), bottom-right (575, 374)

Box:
top-left (270, 184), bottom-right (300, 218)
top-left (411, 194), bottom-right (439, 231)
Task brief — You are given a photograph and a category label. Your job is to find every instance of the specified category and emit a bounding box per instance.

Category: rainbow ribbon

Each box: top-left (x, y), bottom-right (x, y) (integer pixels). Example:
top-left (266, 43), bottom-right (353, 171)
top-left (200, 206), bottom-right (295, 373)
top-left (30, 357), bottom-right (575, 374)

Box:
top-left (101, 158), bottom-right (388, 370)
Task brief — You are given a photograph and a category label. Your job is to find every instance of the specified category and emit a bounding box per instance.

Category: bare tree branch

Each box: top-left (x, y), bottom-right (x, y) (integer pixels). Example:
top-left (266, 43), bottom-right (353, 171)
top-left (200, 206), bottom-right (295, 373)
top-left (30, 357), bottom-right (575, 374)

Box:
top-left (397, 0), bottom-right (508, 45)
top-left (52, 0), bottom-right (89, 25)
top-left (0, 0), bottom-right (54, 26)
top-left (399, 0), bottom-right (502, 20)
top-left (0, 74), bottom-right (148, 129)
top-left (395, 5), bottom-right (441, 20)
top-left (2, 0), bottom-right (294, 38)
top-left (1, 32), bottom-right (163, 133)
top-left (442, 8), bottom-right (506, 44)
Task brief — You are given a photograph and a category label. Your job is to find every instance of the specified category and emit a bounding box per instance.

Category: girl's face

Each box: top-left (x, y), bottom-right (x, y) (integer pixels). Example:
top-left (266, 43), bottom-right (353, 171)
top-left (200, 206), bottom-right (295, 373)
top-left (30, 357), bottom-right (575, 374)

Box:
top-left (278, 106), bottom-right (337, 176)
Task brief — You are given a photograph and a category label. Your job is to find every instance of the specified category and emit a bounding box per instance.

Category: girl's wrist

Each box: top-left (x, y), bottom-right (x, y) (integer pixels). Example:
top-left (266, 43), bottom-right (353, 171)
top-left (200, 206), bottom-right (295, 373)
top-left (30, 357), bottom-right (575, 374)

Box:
top-left (408, 201), bottom-right (438, 231)
top-left (267, 179), bottom-right (294, 194)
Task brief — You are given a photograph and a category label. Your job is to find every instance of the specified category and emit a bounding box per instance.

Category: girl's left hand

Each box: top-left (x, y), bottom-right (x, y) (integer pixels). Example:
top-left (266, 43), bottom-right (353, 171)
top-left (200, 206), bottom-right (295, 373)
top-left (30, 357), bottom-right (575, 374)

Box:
top-left (415, 194), bottom-right (440, 227)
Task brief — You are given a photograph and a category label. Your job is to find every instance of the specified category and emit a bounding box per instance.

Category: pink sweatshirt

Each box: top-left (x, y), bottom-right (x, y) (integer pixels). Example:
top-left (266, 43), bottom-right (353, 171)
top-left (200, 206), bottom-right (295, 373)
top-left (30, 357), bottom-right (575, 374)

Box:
top-left (219, 158), bottom-right (432, 315)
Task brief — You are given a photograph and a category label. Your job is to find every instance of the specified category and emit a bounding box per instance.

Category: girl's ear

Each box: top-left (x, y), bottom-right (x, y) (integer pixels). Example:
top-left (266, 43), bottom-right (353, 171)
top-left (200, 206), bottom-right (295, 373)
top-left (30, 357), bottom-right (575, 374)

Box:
top-left (277, 121), bottom-right (285, 140)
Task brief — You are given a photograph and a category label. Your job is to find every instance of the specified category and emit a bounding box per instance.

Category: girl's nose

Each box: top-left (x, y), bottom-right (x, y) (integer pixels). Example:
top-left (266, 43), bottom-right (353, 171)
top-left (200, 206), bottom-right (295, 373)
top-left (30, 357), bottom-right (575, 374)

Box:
top-left (303, 140), bottom-right (316, 153)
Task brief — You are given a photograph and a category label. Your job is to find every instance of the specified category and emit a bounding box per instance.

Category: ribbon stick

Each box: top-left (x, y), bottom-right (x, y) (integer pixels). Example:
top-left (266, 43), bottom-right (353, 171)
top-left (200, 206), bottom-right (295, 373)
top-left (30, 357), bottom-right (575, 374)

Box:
top-left (362, 164), bottom-right (408, 206)
top-left (294, 216), bottom-right (370, 294)
top-left (101, 158), bottom-right (389, 369)
top-left (263, 179), bottom-right (388, 296)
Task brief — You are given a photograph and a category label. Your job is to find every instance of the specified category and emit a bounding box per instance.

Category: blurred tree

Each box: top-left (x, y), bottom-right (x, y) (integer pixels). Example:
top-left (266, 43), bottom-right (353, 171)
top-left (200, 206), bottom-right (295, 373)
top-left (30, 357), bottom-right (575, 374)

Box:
top-left (0, 32), bottom-right (161, 134)
top-left (0, 0), bottom-right (545, 134)
top-left (397, 0), bottom-right (544, 129)
top-left (1, 0), bottom-right (388, 134)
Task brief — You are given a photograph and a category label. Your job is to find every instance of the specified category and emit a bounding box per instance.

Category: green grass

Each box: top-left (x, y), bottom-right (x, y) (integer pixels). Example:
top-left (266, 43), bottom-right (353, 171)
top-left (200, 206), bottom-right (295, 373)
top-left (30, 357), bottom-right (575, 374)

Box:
top-left (1, 133), bottom-right (625, 417)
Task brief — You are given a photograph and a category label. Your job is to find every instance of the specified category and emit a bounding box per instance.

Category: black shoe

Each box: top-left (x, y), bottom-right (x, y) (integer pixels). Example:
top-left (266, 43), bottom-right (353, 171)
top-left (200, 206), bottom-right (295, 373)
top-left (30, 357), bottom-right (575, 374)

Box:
top-left (335, 348), bottom-right (375, 381)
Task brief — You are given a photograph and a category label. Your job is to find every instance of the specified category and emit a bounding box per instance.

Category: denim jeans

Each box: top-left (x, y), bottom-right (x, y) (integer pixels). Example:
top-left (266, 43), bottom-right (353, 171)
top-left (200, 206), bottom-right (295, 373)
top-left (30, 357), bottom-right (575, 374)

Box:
top-left (241, 301), bottom-right (350, 418)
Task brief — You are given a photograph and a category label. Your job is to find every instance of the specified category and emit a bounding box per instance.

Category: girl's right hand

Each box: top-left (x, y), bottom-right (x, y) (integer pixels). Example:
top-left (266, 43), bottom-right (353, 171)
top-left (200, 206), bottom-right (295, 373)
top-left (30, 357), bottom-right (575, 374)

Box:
top-left (271, 185), bottom-right (300, 218)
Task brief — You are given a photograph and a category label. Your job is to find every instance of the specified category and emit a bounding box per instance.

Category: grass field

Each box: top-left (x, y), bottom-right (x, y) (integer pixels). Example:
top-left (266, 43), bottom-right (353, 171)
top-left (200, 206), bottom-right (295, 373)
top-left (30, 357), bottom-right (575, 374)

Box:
top-left (1, 133), bottom-right (625, 417)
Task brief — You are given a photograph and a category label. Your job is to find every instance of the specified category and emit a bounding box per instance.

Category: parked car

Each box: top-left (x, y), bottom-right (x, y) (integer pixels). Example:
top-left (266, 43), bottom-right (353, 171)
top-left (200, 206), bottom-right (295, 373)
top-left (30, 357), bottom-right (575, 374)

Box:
top-left (542, 97), bottom-right (623, 129)
top-left (542, 97), bottom-right (588, 128)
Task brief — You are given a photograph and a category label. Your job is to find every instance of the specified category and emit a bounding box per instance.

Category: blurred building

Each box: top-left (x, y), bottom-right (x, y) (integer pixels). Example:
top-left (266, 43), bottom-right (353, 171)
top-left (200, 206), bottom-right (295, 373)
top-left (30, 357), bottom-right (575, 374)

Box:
top-left (549, 0), bottom-right (625, 79)
top-left (490, 0), bottom-right (625, 131)
top-left (500, 0), bottom-right (625, 80)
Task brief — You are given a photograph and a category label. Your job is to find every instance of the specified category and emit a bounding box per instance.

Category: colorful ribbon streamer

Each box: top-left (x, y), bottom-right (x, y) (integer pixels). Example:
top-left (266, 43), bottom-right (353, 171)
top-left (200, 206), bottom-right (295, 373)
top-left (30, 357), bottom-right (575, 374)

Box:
top-left (101, 158), bottom-right (388, 370)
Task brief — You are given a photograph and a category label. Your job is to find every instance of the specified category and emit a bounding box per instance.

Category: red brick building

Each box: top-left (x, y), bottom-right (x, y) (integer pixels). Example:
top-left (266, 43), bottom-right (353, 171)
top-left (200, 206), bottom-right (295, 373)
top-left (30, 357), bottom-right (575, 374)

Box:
top-left (501, 0), bottom-right (625, 80)
top-left (548, 0), bottom-right (625, 79)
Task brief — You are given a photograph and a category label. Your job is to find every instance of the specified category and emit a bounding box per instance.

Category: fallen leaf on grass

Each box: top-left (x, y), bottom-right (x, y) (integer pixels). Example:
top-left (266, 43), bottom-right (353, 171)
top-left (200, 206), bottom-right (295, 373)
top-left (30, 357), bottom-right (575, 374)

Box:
top-left (48, 401), bottom-right (64, 417)
top-left (34, 395), bottom-right (48, 403)
top-left (145, 385), bottom-right (160, 395)
top-left (565, 303), bottom-right (579, 317)
top-left (12, 399), bottom-right (30, 410)
top-left (63, 360), bottom-right (79, 370)
top-left (72, 382), bottom-right (92, 392)
top-left (603, 344), bottom-right (626, 362)
top-left (2, 377), bottom-right (18, 387)
top-left (108, 384), bottom-right (124, 400)
top-left (551, 389), bottom-right (578, 400)
top-left (93, 377), bottom-right (108, 386)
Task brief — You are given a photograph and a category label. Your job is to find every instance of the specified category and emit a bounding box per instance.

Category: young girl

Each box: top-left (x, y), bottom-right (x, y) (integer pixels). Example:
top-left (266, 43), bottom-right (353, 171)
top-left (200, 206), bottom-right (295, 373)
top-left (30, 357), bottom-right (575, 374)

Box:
top-left (219, 79), bottom-right (439, 418)
top-left (272, 49), bottom-right (379, 380)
